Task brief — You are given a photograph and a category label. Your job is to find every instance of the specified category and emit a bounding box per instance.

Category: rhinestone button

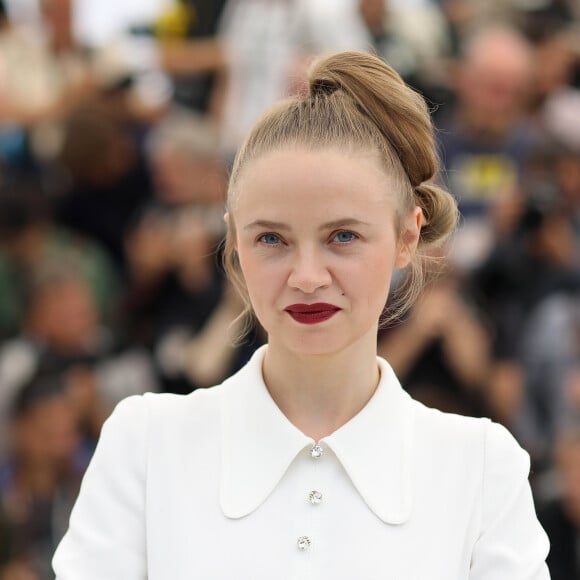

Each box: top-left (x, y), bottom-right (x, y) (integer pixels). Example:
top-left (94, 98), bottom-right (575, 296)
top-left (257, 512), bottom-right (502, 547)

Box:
top-left (308, 490), bottom-right (323, 505)
top-left (310, 444), bottom-right (323, 459)
top-left (297, 536), bottom-right (311, 551)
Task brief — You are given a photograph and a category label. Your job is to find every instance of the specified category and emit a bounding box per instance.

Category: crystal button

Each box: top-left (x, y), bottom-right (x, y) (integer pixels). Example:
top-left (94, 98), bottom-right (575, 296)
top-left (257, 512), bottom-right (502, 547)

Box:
top-left (308, 490), bottom-right (323, 505)
top-left (297, 536), bottom-right (311, 551)
top-left (310, 444), bottom-right (323, 459)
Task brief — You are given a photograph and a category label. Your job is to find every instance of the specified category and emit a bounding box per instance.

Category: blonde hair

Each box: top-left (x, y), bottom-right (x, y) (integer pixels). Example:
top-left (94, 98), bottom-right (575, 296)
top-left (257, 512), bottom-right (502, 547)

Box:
top-left (224, 51), bottom-right (457, 336)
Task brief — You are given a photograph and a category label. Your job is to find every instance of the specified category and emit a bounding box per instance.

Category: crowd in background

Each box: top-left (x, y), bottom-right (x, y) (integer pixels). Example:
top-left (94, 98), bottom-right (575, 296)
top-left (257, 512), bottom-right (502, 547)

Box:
top-left (0, 0), bottom-right (578, 578)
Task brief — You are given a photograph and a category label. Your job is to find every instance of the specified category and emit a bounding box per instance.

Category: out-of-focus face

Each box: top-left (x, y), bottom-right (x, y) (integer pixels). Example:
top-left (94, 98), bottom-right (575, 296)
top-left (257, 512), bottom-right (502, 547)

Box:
top-left (359, 0), bottom-right (386, 32)
top-left (557, 154), bottom-right (580, 206)
top-left (151, 150), bottom-right (227, 206)
top-left (458, 32), bottom-right (533, 123)
top-left (231, 146), bottom-right (420, 357)
top-left (461, 57), bottom-right (530, 118)
top-left (533, 35), bottom-right (576, 98)
top-left (15, 396), bottom-right (79, 468)
top-left (41, 0), bottom-right (73, 50)
top-left (27, 278), bottom-right (98, 353)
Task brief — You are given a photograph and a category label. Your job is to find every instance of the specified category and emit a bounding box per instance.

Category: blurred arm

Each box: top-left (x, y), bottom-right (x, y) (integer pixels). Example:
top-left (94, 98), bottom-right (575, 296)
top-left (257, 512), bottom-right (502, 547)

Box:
top-left (183, 284), bottom-right (244, 387)
top-left (159, 38), bottom-right (225, 76)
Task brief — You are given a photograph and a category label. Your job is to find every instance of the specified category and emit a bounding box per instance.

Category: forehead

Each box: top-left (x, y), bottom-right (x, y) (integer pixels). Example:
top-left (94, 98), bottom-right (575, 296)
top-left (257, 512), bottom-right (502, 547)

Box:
top-left (232, 146), bottom-right (398, 219)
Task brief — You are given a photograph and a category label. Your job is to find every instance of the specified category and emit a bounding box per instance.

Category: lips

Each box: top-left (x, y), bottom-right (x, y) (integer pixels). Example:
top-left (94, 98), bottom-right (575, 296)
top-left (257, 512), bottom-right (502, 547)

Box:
top-left (284, 303), bottom-right (341, 325)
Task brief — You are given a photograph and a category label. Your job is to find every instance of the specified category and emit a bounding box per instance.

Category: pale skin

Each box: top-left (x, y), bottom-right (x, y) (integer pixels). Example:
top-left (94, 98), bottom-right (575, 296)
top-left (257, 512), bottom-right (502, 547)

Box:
top-left (227, 146), bottom-right (421, 441)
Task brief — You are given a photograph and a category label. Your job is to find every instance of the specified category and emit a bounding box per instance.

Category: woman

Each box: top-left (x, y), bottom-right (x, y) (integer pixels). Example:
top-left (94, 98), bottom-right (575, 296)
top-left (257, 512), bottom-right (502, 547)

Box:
top-left (52, 52), bottom-right (550, 578)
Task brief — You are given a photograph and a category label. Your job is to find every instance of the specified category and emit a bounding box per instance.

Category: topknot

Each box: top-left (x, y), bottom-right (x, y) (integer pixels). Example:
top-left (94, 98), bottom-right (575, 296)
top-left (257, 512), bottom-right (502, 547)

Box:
top-left (309, 78), bottom-right (341, 97)
top-left (306, 51), bottom-right (437, 188)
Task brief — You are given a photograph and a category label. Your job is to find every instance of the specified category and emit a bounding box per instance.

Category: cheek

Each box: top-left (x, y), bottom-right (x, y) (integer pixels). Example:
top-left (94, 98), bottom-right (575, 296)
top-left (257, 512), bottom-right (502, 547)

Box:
top-left (237, 249), bottom-right (283, 305)
top-left (343, 251), bottom-right (395, 305)
top-left (370, 241), bottom-right (398, 276)
top-left (370, 260), bottom-right (395, 302)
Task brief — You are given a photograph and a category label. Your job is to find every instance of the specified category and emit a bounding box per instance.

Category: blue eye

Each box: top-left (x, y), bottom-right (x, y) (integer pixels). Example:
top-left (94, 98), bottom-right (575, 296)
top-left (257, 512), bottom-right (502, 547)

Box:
top-left (333, 230), bottom-right (357, 243)
top-left (258, 233), bottom-right (282, 245)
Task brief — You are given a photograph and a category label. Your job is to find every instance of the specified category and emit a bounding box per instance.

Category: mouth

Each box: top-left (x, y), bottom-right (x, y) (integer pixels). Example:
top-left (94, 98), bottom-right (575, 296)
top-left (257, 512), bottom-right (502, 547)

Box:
top-left (284, 303), bottom-right (341, 325)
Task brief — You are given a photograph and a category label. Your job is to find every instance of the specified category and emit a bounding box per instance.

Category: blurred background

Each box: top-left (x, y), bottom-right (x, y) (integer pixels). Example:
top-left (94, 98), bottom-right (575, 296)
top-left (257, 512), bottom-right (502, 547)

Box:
top-left (0, 0), bottom-right (578, 578)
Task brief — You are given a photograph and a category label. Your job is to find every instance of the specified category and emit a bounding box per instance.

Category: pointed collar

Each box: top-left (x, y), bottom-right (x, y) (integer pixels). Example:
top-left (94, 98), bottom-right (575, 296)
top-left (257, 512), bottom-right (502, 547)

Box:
top-left (219, 345), bottom-right (415, 524)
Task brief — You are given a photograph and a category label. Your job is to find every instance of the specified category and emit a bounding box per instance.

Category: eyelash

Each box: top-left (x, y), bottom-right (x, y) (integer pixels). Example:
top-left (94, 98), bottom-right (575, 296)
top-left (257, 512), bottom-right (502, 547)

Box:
top-left (257, 230), bottom-right (359, 246)
top-left (333, 230), bottom-right (357, 244)
top-left (258, 233), bottom-right (283, 245)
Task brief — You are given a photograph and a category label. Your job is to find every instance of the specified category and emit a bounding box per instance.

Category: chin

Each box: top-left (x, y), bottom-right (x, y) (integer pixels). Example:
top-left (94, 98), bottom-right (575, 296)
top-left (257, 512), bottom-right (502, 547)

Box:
top-left (264, 315), bottom-right (375, 358)
top-left (279, 331), bottom-right (359, 359)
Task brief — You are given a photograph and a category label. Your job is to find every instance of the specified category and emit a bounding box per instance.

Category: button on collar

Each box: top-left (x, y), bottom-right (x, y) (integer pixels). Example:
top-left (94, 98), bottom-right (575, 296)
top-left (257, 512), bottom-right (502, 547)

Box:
top-left (310, 443), bottom-right (323, 459)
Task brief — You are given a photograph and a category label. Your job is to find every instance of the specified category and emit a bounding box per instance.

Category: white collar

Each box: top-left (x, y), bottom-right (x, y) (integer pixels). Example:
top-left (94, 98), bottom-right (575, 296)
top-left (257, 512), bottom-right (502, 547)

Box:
top-left (219, 345), bottom-right (414, 525)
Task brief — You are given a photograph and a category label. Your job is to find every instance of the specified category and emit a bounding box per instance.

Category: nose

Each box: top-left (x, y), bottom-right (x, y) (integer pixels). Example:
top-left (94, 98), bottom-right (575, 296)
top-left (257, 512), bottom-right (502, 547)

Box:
top-left (287, 246), bottom-right (332, 294)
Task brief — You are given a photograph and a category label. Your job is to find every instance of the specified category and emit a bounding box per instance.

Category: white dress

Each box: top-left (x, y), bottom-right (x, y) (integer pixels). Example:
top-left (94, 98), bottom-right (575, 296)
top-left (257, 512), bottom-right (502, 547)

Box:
top-left (52, 345), bottom-right (550, 579)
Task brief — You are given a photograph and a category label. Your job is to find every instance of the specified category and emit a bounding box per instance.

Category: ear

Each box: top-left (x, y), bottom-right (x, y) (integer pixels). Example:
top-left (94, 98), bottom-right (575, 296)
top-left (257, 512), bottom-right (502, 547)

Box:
top-left (395, 207), bottom-right (422, 269)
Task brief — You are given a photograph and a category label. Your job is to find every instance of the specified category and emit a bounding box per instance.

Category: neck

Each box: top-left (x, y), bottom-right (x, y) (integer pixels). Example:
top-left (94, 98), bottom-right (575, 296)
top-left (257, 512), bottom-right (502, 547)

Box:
top-left (262, 336), bottom-right (380, 441)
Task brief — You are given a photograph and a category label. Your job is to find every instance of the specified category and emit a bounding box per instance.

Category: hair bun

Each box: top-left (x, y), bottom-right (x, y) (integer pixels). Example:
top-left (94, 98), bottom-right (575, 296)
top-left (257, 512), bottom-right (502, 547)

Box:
top-left (414, 183), bottom-right (458, 247)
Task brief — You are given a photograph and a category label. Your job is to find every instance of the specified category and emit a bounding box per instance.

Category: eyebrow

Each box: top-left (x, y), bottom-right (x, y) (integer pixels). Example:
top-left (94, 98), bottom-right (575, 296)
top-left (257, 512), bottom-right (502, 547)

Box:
top-left (243, 218), bottom-right (372, 231)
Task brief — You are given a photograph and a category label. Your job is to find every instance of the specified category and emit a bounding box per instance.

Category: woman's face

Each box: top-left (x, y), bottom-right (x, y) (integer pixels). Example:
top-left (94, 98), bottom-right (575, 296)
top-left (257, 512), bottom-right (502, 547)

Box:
top-left (232, 146), bottom-right (420, 357)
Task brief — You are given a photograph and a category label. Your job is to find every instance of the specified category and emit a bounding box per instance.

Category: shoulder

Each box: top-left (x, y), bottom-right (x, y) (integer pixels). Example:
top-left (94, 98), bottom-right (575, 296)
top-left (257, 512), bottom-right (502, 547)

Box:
top-left (413, 401), bottom-right (488, 446)
top-left (86, 386), bottom-right (226, 480)
top-left (104, 348), bottom-right (264, 439)
top-left (107, 385), bottom-right (223, 433)
top-left (412, 401), bottom-right (529, 477)
top-left (414, 399), bottom-right (516, 442)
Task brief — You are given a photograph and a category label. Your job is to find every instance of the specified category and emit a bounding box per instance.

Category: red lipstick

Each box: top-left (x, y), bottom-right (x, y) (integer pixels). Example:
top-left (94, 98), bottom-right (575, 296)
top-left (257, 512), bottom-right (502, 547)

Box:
top-left (284, 303), bottom-right (341, 325)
